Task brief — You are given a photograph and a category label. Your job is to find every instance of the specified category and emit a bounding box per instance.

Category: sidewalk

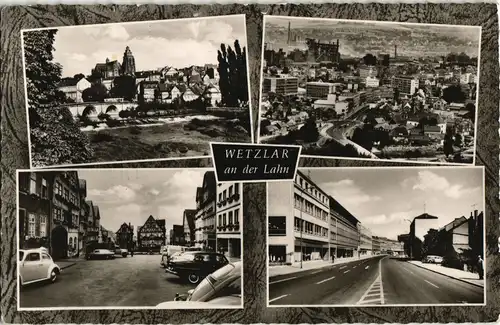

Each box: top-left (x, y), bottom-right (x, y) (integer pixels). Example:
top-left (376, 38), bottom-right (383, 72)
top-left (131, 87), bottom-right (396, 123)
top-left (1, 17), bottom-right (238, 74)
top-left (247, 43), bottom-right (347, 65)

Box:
top-left (269, 255), bottom-right (379, 278)
top-left (56, 257), bottom-right (85, 270)
top-left (408, 261), bottom-right (484, 288)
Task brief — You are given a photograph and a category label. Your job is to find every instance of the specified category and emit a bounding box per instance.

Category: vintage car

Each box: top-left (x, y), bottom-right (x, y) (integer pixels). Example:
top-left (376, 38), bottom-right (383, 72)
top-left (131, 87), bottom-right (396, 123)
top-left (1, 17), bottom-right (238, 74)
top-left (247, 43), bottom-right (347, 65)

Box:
top-left (86, 249), bottom-right (115, 260)
top-left (19, 248), bottom-right (61, 286)
top-left (157, 261), bottom-right (242, 308)
top-left (114, 246), bottom-right (129, 257)
top-left (165, 251), bottom-right (229, 284)
top-left (160, 246), bottom-right (202, 268)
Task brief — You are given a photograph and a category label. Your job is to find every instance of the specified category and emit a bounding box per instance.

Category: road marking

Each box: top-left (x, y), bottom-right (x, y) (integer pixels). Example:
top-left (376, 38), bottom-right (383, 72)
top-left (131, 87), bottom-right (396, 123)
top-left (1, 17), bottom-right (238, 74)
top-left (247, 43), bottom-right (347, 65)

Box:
top-left (269, 276), bottom-right (297, 285)
top-left (340, 266), bottom-right (347, 269)
top-left (344, 270), bottom-right (350, 274)
top-left (379, 256), bottom-right (385, 304)
top-left (311, 270), bottom-right (322, 274)
top-left (269, 294), bottom-right (289, 303)
top-left (425, 280), bottom-right (440, 288)
top-left (357, 275), bottom-right (384, 305)
top-left (316, 276), bottom-right (336, 284)
top-left (365, 266), bottom-right (370, 269)
top-left (353, 265), bottom-right (357, 268)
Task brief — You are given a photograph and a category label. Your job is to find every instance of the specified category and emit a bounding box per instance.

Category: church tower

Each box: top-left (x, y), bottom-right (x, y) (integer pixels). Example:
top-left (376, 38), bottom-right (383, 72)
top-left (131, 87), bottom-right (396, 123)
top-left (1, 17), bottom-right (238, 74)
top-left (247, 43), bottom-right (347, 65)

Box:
top-left (121, 46), bottom-right (136, 75)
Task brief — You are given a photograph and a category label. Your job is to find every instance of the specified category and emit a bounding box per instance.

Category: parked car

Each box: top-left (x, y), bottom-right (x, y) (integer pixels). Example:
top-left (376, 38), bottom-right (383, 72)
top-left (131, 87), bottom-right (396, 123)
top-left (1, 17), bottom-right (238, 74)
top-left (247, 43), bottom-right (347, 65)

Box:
top-left (19, 248), bottom-right (61, 286)
top-left (86, 249), bottom-right (115, 260)
top-left (160, 246), bottom-right (203, 268)
top-left (157, 261), bottom-right (242, 307)
top-left (165, 251), bottom-right (229, 284)
top-left (423, 255), bottom-right (443, 264)
top-left (114, 246), bottom-right (128, 257)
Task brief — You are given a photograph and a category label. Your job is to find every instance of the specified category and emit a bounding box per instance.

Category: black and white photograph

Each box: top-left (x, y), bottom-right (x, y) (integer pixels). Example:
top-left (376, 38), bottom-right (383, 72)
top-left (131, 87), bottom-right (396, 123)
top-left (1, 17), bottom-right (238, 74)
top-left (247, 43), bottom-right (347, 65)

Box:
top-left (267, 167), bottom-right (485, 306)
top-left (258, 16), bottom-right (481, 164)
top-left (17, 168), bottom-right (243, 310)
top-left (22, 15), bottom-right (252, 168)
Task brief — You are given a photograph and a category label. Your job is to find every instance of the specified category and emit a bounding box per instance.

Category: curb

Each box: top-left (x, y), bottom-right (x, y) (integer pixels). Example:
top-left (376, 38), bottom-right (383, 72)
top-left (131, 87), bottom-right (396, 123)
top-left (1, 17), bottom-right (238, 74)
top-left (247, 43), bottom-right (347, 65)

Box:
top-left (60, 262), bottom-right (77, 270)
top-left (408, 262), bottom-right (484, 289)
top-left (269, 256), bottom-right (381, 280)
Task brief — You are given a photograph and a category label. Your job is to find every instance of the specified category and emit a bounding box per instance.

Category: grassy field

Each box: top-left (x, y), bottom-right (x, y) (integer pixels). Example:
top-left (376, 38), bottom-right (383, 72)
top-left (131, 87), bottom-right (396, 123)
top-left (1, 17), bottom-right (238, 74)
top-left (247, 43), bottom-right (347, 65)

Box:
top-left (85, 118), bottom-right (251, 162)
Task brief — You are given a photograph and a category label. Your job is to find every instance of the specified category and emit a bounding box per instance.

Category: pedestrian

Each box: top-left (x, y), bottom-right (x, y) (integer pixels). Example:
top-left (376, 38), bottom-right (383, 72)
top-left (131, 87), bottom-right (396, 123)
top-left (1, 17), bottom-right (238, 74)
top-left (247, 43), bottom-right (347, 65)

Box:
top-left (332, 254), bottom-right (335, 264)
top-left (477, 255), bottom-right (484, 279)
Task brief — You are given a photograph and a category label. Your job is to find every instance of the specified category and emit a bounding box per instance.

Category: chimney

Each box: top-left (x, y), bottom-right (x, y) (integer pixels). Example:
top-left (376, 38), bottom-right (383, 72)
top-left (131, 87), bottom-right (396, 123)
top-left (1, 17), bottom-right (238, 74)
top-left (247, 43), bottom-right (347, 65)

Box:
top-left (474, 210), bottom-right (478, 219)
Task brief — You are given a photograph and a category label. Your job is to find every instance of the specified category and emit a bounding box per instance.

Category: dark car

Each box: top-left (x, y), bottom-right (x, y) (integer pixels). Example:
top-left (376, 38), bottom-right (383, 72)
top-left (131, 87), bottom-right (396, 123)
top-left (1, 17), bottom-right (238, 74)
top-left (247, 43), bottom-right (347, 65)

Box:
top-left (157, 261), bottom-right (242, 307)
top-left (86, 249), bottom-right (115, 260)
top-left (165, 251), bottom-right (229, 284)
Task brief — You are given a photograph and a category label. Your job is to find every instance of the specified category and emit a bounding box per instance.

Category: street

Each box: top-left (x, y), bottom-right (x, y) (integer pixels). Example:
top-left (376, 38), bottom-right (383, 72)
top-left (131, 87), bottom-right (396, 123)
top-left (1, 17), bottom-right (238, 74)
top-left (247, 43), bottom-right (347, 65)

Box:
top-left (268, 256), bottom-right (484, 306)
top-left (20, 254), bottom-right (197, 308)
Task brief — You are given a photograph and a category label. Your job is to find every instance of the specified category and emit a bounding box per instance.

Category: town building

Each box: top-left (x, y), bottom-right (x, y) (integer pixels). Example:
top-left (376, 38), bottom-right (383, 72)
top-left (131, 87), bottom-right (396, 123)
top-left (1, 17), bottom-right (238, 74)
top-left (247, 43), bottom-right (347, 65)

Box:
top-left (139, 81), bottom-right (159, 103)
top-left (268, 171), bottom-right (330, 264)
top-left (195, 171), bottom-right (217, 249)
top-left (306, 82), bottom-right (341, 99)
top-left (78, 179), bottom-right (88, 253)
top-left (358, 223), bottom-right (373, 256)
top-left (182, 209), bottom-right (196, 246)
top-left (58, 77), bottom-right (91, 103)
top-left (329, 196), bottom-right (359, 259)
top-left (121, 46), bottom-right (136, 76)
top-left (18, 172), bottom-right (52, 251)
top-left (216, 182), bottom-right (242, 259)
top-left (116, 222), bottom-right (134, 251)
top-left (305, 38), bottom-right (341, 63)
top-left (262, 76), bottom-right (299, 95)
top-left (137, 215), bottom-right (166, 253)
top-left (169, 225), bottom-right (184, 245)
top-left (460, 73), bottom-right (476, 84)
top-left (359, 65), bottom-right (376, 79)
top-left (392, 76), bottom-right (420, 95)
top-left (365, 76), bottom-right (380, 88)
top-left (92, 58), bottom-right (121, 79)
top-left (372, 236), bottom-right (382, 254)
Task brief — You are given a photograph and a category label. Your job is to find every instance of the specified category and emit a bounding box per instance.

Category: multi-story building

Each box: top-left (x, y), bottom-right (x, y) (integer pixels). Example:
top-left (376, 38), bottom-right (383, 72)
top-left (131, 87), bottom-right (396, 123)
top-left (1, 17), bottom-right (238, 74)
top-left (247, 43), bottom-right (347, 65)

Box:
top-left (392, 76), bottom-right (420, 95)
top-left (460, 73), bottom-right (476, 84)
top-left (195, 171), bottom-right (217, 249)
top-left (182, 209), bottom-right (196, 246)
top-left (305, 82), bottom-right (341, 99)
top-left (137, 215), bottom-right (166, 252)
top-left (58, 77), bottom-right (91, 103)
top-left (268, 170), bottom-right (330, 264)
top-left (18, 172), bottom-right (52, 251)
top-left (139, 81), bottom-right (159, 103)
top-left (121, 46), bottom-right (136, 76)
top-left (116, 223), bottom-right (134, 250)
top-left (359, 65), bottom-right (376, 79)
top-left (329, 196), bottom-right (359, 259)
top-left (262, 76), bottom-right (298, 95)
top-left (93, 58), bottom-right (121, 79)
top-left (358, 223), bottom-right (373, 256)
top-left (85, 200), bottom-right (100, 243)
top-left (170, 225), bottom-right (184, 245)
top-left (365, 76), bottom-right (380, 88)
top-left (78, 179), bottom-right (88, 253)
top-left (51, 172), bottom-right (81, 259)
top-left (216, 182), bottom-right (242, 259)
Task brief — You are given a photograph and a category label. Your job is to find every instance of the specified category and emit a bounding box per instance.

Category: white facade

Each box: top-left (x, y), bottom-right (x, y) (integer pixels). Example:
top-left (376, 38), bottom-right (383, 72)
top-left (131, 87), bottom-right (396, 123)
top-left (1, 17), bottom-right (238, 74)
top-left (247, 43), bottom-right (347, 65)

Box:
top-left (58, 78), bottom-right (91, 103)
top-left (365, 76), bottom-right (380, 88)
top-left (216, 182), bottom-right (242, 259)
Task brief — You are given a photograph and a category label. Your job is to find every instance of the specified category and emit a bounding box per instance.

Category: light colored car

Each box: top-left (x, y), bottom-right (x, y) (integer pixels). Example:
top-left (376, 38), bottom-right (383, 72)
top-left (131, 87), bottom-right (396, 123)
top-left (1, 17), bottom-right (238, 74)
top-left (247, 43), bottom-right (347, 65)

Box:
top-left (114, 246), bottom-right (128, 257)
top-left (157, 261), bottom-right (242, 308)
top-left (87, 249), bottom-right (115, 260)
top-left (19, 248), bottom-right (61, 286)
top-left (423, 255), bottom-right (443, 264)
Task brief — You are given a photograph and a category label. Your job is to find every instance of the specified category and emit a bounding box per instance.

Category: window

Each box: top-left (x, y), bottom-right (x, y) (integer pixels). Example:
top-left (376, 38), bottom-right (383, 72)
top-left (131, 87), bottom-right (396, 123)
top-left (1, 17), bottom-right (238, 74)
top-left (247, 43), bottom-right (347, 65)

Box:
top-left (235, 183), bottom-right (240, 195)
top-left (234, 209), bottom-right (239, 224)
top-left (223, 190), bottom-right (227, 200)
top-left (39, 215), bottom-right (47, 237)
top-left (223, 213), bottom-right (227, 226)
top-left (29, 174), bottom-right (37, 194)
top-left (42, 253), bottom-right (51, 260)
top-left (26, 252), bottom-right (40, 261)
top-left (41, 178), bottom-right (48, 198)
top-left (228, 211), bottom-right (233, 225)
top-left (28, 214), bottom-right (36, 237)
top-left (269, 216), bottom-right (286, 236)
top-left (229, 185), bottom-right (233, 197)
top-left (218, 193), bottom-right (222, 202)
top-left (63, 188), bottom-right (69, 201)
top-left (55, 182), bottom-right (62, 196)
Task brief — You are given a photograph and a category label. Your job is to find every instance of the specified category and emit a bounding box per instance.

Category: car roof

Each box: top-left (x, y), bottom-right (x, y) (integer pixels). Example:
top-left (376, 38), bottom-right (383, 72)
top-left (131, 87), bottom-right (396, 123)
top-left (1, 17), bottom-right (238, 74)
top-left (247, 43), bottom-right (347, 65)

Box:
top-left (19, 249), bottom-right (47, 254)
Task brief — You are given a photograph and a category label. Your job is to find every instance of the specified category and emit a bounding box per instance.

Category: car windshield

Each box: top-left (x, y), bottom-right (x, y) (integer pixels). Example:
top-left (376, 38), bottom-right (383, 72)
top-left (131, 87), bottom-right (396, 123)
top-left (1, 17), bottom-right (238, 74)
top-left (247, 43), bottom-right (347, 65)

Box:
top-left (19, 251), bottom-right (24, 261)
top-left (178, 253), bottom-right (195, 261)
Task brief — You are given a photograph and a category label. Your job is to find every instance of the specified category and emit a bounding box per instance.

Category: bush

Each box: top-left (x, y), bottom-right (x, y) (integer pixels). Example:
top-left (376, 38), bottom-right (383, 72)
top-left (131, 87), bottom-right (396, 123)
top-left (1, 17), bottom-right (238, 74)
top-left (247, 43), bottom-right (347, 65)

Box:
top-left (105, 119), bottom-right (122, 127)
top-left (91, 132), bottom-right (113, 143)
top-left (129, 126), bottom-right (142, 135)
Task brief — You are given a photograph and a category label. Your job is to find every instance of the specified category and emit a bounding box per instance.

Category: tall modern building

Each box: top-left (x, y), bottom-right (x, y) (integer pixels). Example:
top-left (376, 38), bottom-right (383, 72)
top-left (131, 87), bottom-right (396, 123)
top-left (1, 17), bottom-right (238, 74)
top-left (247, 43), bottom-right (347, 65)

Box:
top-left (392, 76), bottom-right (420, 95)
top-left (262, 76), bottom-right (299, 95)
top-left (306, 82), bottom-right (341, 99)
top-left (268, 170), bottom-right (330, 264)
top-left (121, 46), bottom-right (136, 75)
top-left (305, 38), bottom-right (341, 63)
top-left (216, 182), bottom-right (242, 259)
top-left (358, 223), bottom-right (373, 256)
top-left (329, 196), bottom-right (360, 259)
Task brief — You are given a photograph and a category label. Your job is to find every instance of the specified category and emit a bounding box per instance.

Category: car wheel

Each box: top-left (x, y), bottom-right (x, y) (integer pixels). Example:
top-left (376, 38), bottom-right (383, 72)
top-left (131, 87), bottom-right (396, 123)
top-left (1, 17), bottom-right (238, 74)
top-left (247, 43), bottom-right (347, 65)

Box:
top-left (50, 269), bottom-right (57, 283)
top-left (187, 273), bottom-right (200, 284)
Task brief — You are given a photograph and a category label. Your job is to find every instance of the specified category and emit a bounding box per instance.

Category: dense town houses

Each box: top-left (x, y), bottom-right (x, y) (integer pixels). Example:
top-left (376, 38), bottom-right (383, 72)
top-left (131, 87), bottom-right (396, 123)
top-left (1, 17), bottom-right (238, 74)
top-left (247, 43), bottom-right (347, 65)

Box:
top-left (182, 209), bottom-right (196, 246)
top-left (169, 225), bottom-right (184, 245)
top-left (137, 215), bottom-right (166, 253)
top-left (194, 171), bottom-right (217, 250)
top-left (216, 182), bottom-right (242, 259)
top-left (18, 171), bottom-right (103, 260)
top-left (115, 222), bottom-right (134, 251)
top-left (329, 196), bottom-right (361, 259)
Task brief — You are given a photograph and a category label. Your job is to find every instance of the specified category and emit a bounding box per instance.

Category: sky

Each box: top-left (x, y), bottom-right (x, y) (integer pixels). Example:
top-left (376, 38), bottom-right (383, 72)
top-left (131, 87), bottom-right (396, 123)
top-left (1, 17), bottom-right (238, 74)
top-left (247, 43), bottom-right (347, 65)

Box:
top-left (274, 167), bottom-right (484, 241)
top-left (78, 169), bottom-right (208, 235)
top-left (36, 15), bottom-right (247, 78)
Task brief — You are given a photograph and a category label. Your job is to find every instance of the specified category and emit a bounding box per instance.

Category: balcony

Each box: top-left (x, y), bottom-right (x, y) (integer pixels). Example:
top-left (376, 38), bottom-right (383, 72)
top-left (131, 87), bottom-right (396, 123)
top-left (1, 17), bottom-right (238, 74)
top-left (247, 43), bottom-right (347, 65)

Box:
top-left (217, 223), bottom-right (240, 233)
top-left (217, 193), bottom-right (241, 208)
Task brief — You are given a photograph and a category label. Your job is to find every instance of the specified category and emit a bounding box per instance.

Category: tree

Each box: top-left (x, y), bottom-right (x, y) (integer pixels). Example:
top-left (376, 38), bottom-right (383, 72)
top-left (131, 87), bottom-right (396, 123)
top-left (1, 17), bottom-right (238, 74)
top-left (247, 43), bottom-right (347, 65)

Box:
top-left (110, 75), bottom-right (136, 101)
top-left (362, 53), bottom-right (377, 66)
top-left (300, 117), bottom-right (319, 143)
top-left (443, 129), bottom-right (454, 157)
top-left (217, 40), bottom-right (249, 107)
top-left (260, 119), bottom-right (271, 135)
top-left (454, 133), bottom-right (463, 147)
top-left (23, 29), bottom-right (93, 166)
top-left (73, 73), bottom-right (85, 81)
top-left (442, 85), bottom-right (466, 103)
top-left (393, 88), bottom-right (400, 104)
top-left (82, 83), bottom-right (108, 102)
top-left (282, 66), bottom-right (290, 74)
top-left (466, 102), bottom-right (476, 123)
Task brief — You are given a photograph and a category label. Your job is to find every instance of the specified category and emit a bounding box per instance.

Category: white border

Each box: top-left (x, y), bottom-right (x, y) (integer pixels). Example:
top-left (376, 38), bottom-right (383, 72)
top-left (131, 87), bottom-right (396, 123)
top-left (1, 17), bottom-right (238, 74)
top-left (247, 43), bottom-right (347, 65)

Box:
top-left (209, 141), bottom-right (302, 184)
top-left (265, 165), bottom-right (487, 307)
top-left (256, 15), bottom-right (482, 167)
top-left (20, 14), bottom-right (254, 170)
top-left (16, 167), bottom-right (244, 311)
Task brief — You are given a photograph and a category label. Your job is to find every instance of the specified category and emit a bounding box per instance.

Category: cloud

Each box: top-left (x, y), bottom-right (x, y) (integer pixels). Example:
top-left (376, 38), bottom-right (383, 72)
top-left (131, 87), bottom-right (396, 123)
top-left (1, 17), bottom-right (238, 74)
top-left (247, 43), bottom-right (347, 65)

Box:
top-left (69, 53), bottom-right (87, 61)
top-left (406, 171), bottom-right (480, 199)
top-left (100, 203), bottom-right (142, 233)
top-left (128, 183), bottom-right (143, 191)
top-left (88, 185), bottom-right (136, 202)
top-left (322, 179), bottom-right (381, 208)
top-left (104, 25), bottom-right (130, 41)
top-left (149, 189), bottom-right (160, 196)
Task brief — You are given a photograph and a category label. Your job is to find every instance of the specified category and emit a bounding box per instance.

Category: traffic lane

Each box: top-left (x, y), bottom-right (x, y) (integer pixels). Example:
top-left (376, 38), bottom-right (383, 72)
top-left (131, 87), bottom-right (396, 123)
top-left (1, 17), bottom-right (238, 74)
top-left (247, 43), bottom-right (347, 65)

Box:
top-left (20, 255), bottom-right (196, 308)
top-left (269, 257), bottom-right (382, 305)
top-left (382, 258), bottom-right (484, 304)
